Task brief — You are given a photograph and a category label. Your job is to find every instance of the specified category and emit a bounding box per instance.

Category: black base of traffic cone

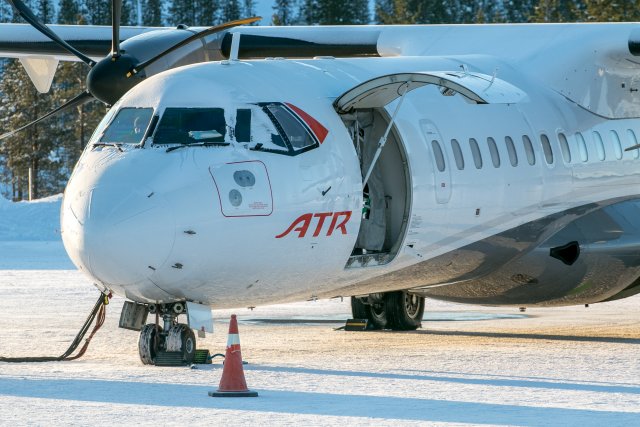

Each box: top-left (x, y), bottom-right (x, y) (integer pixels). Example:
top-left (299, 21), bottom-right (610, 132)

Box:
top-left (208, 390), bottom-right (258, 397)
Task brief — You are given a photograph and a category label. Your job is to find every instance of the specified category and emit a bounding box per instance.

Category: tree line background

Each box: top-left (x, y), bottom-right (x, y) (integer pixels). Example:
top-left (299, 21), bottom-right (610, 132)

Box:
top-left (0, 0), bottom-right (637, 200)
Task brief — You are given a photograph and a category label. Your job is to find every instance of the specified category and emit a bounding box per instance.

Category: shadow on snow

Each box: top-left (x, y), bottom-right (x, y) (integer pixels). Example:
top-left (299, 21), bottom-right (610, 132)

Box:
top-left (0, 375), bottom-right (637, 425)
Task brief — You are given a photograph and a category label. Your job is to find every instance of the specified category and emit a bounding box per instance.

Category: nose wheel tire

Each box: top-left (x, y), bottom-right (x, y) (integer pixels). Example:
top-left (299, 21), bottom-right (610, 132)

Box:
top-left (138, 324), bottom-right (163, 365)
top-left (166, 324), bottom-right (196, 364)
top-left (181, 327), bottom-right (196, 364)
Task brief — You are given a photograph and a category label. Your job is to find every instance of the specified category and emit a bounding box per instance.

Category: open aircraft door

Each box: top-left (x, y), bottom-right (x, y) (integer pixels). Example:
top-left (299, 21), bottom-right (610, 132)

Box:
top-left (333, 70), bottom-right (528, 113)
top-left (335, 71), bottom-right (527, 266)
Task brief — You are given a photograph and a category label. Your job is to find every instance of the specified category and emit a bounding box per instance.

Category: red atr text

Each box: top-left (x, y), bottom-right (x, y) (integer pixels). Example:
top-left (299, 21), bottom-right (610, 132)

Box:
top-left (276, 211), bottom-right (352, 238)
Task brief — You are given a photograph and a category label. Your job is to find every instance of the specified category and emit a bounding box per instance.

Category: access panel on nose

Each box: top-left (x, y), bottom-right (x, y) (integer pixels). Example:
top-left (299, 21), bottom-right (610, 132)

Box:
top-left (208, 160), bottom-right (273, 217)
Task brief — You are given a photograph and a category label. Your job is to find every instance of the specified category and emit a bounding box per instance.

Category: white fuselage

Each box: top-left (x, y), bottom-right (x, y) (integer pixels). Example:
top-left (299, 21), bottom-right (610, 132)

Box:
top-left (61, 24), bottom-right (640, 308)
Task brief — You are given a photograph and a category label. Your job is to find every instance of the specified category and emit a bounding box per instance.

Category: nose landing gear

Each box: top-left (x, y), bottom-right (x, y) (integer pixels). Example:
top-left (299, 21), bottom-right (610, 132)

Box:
top-left (138, 303), bottom-right (197, 366)
top-left (351, 291), bottom-right (425, 330)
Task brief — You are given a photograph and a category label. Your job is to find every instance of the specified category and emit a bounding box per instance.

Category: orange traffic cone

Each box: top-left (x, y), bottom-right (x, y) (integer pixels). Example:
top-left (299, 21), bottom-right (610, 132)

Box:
top-left (208, 314), bottom-right (258, 397)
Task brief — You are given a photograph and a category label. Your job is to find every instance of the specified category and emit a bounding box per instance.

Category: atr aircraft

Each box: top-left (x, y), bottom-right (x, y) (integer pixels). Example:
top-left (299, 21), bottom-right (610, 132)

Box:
top-left (2, 0), bottom-right (640, 365)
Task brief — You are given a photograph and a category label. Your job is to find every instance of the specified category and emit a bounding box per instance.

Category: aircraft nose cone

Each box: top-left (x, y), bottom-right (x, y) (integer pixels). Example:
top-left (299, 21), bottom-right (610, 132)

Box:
top-left (80, 185), bottom-right (175, 286)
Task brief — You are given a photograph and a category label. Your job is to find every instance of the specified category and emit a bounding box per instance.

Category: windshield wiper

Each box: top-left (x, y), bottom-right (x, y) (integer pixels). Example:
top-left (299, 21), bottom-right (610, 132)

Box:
top-left (93, 142), bottom-right (124, 152)
top-left (166, 142), bottom-right (230, 153)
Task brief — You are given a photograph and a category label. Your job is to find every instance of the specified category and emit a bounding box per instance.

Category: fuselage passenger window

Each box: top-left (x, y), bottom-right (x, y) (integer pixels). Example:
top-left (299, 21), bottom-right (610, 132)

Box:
top-left (451, 139), bottom-right (464, 170)
top-left (558, 133), bottom-right (571, 163)
top-left (540, 134), bottom-right (554, 164)
top-left (505, 136), bottom-right (518, 166)
top-left (576, 132), bottom-right (588, 162)
top-left (611, 130), bottom-right (623, 160)
top-left (431, 140), bottom-right (446, 172)
top-left (522, 135), bottom-right (535, 165)
top-left (627, 129), bottom-right (640, 159)
top-left (469, 138), bottom-right (483, 169)
top-left (593, 131), bottom-right (605, 161)
top-left (487, 137), bottom-right (500, 168)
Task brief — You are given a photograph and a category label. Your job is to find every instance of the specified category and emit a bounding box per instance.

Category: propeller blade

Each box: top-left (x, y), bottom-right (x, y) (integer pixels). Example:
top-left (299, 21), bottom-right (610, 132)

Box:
top-left (111, 0), bottom-right (122, 58)
top-left (7, 0), bottom-right (96, 67)
top-left (127, 16), bottom-right (261, 77)
top-left (0, 91), bottom-right (95, 141)
top-left (625, 144), bottom-right (640, 152)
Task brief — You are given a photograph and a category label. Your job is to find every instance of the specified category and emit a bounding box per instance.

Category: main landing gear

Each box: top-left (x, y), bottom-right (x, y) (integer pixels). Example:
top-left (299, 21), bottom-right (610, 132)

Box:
top-left (138, 302), bottom-right (196, 365)
top-left (351, 291), bottom-right (425, 331)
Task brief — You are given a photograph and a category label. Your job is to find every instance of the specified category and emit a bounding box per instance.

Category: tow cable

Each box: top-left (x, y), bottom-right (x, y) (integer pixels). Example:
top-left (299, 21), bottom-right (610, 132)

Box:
top-left (0, 291), bottom-right (112, 363)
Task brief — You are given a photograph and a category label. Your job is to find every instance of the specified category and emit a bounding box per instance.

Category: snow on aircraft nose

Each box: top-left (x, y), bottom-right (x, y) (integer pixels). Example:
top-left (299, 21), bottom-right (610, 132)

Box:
top-left (70, 184), bottom-right (176, 287)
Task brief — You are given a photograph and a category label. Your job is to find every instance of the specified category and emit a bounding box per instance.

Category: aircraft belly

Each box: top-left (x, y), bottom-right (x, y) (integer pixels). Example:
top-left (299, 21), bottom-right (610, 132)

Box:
top-left (342, 196), bottom-right (640, 307)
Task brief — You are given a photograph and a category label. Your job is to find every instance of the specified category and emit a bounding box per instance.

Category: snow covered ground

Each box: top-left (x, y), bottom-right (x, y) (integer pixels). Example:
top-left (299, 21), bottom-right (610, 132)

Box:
top-left (1, 196), bottom-right (639, 425)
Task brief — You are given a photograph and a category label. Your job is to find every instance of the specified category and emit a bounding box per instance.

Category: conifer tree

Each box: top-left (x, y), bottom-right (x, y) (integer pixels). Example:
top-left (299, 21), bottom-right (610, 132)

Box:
top-left (377, 0), bottom-right (420, 24)
top-left (169, 0), bottom-right (196, 25)
top-left (272, 0), bottom-right (294, 25)
top-left (243, 0), bottom-right (255, 18)
top-left (53, 0), bottom-right (104, 181)
top-left (315, 0), bottom-right (370, 24)
top-left (0, 2), bottom-right (15, 198)
top-left (0, 61), bottom-right (64, 199)
top-left (143, 0), bottom-right (163, 25)
top-left (169, 0), bottom-right (219, 26)
top-left (531, 0), bottom-right (586, 22)
top-left (502, 0), bottom-right (536, 22)
top-left (584, 0), bottom-right (640, 22)
top-left (298, 0), bottom-right (317, 24)
top-left (377, 0), bottom-right (453, 24)
top-left (0, 0), bottom-right (66, 199)
top-left (374, 0), bottom-right (393, 23)
top-left (201, 0), bottom-right (219, 24)
top-left (220, 0), bottom-right (241, 21)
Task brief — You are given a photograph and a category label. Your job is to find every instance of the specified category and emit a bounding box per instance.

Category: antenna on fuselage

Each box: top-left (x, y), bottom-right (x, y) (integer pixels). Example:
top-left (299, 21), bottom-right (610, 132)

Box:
top-left (362, 81), bottom-right (411, 189)
top-left (230, 33), bottom-right (241, 61)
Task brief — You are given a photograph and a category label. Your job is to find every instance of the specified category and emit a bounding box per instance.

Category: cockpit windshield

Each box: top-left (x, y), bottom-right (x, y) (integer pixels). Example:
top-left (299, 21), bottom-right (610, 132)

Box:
top-left (153, 108), bottom-right (227, 145)
top-left (99, 107), bottom-right (153, 144)
top-left (150, 103), bottom-right (321, 155)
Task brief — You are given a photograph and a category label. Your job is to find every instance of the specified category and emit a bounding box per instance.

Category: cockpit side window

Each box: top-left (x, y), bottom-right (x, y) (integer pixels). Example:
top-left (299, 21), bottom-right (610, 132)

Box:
top-left (254, 102), bottom-right (320, 155)
top-left (265, 104), bottom-right (316, 150)
top-left (235, 109), bottom-right (252, 143)
top-left (99, 107), bottom-right (153, 145)
top-left (153, 108), bottom-right (227, 145)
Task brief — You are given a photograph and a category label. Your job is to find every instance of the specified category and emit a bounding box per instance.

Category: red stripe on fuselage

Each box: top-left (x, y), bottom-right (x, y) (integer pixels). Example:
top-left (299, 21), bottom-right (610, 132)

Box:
top-left (285, 103), bottom-right (329, 144)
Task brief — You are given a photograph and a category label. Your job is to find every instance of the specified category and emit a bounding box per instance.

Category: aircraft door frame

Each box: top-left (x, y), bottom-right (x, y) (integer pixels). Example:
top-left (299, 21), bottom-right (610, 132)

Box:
top-left (420, 119), bottom-right (451, 204)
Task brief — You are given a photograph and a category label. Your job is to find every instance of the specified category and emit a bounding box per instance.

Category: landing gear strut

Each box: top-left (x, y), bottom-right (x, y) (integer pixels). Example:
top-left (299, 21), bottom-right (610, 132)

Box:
top-left (351, 291), bottom-right (425, 331)
top-left (138, 302), bottom-right (196, 365)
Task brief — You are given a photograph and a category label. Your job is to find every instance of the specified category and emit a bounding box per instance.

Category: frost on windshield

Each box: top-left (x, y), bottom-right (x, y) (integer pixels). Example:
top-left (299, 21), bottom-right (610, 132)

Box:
top-left (99, 107), bottom-right (153, 144)
top-left (149, 103), bottom-right (320, 154)
top-left (249, 105), bottom-right (288, 151)
top-left (154, 108), bottom-right (227, 144)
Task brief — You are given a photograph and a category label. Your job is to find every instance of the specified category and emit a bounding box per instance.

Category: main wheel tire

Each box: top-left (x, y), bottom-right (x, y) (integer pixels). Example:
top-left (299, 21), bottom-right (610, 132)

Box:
top-left (367, 301), bottom-right (388, 330)
top-left (385, 291), bottom-right (425, 331)
top-left (138, 324), bottom-right (162, 365)
top-left (351, 296), bottom-right (369, 319)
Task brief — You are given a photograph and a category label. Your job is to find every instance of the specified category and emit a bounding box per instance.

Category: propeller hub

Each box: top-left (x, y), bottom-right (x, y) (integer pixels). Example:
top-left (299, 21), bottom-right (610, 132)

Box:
top-left (87, 54), bottom-right (146, 105)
